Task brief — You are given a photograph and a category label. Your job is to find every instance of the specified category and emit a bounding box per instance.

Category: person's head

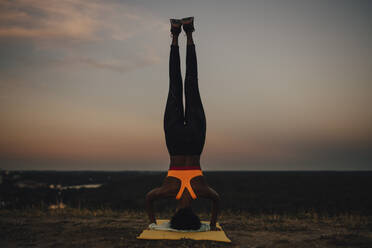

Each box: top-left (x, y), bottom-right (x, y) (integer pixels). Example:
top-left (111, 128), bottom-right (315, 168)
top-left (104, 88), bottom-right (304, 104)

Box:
top-left (170, 206), bottom-right (201, 230)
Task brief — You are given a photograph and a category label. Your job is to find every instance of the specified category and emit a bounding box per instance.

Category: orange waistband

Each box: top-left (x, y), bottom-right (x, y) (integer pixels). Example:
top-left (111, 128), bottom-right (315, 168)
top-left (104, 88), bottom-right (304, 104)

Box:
top-left (167, 169), bottom-right (203, 200)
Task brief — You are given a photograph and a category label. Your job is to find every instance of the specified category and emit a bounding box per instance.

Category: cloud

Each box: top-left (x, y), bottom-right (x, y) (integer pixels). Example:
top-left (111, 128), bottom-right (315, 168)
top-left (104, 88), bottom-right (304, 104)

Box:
top-left (76, 55), bottom-right (160, 73)
top-left (0, 0), bottom-right (167, 72)
top-left (42, 44), bottom-right (164, 73)
top-left (0, 0), bottom-right (167, 42)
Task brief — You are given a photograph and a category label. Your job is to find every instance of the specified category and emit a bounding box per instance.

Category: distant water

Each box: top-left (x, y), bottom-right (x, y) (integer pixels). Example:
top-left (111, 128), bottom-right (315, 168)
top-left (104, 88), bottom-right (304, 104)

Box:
top-left (1, 170), bottom-right (372, 214)
top-left (59, 184), bottom-right (102, 190)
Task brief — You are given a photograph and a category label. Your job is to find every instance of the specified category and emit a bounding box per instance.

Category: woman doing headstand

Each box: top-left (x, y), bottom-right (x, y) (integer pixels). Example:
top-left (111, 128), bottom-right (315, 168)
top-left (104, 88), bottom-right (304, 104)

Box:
top-left (145, 17), bottom-right (220, 231)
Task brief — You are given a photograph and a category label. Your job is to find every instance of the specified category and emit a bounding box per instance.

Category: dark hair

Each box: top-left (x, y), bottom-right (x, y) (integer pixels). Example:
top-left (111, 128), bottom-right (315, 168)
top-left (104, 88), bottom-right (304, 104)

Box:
top-left (170, 207), bottom-right (201, 230)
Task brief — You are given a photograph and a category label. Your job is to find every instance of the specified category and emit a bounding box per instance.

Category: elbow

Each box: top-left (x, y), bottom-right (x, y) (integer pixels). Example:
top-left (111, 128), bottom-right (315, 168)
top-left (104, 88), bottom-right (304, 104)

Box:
top-left (146, 192), bottom-right (153, 204)
top-left (211, 193), bottom-right (220, 205)
top-left (212, 191), bottom-right (220, 202)
top-left (146, 189), bottom-right (159, 204)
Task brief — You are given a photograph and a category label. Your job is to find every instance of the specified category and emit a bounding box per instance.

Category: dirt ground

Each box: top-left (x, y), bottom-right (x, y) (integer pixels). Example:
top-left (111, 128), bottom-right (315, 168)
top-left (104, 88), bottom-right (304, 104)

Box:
top-left (1, 209), bottom-right (372, 248)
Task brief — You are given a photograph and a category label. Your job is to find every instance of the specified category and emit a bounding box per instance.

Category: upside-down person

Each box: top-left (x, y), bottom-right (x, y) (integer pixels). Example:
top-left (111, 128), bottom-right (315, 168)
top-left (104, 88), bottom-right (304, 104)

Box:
top-left (145, 17), bottom-right (220, 231)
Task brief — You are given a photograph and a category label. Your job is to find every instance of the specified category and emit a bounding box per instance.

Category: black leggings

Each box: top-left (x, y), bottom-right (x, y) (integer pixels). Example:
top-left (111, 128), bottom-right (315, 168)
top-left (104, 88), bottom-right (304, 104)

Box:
top-left (164, 44), bottom-right (206, 156)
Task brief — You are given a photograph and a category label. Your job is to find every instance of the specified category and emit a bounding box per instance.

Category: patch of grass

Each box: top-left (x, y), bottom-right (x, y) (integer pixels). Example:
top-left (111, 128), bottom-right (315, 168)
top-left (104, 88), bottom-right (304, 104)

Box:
top-left (0, 207), bottom-right (143, 219)
top-left (219, 211), bottom-right (372, 233)
top-left (276, 239), bottom-right (290, 243)
top-left (2, 206), bottom-right (372, 248)
top-left (1, 206), bottom-right (372, 232)
top-left (323, 233), bottom-right (372, 248)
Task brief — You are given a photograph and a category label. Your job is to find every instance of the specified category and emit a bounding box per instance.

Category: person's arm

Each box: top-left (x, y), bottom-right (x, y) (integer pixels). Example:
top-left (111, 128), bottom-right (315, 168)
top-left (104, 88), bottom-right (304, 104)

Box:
top-left (207, 187), bottom-right (220, 230)
top-left (145, 187), bottom-right (162, 224)
top-left (195, 181), bottom-right (221, 230)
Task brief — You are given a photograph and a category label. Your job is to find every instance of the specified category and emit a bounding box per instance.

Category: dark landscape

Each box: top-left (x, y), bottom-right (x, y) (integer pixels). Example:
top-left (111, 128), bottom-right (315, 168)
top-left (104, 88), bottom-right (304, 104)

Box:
top-left (1, 170), bottom-right (372, 247)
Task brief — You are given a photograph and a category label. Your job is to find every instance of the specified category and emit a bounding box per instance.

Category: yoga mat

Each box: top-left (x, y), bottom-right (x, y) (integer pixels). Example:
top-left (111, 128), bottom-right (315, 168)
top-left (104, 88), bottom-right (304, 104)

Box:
top-left (137, 219), bottom-right (231, 243)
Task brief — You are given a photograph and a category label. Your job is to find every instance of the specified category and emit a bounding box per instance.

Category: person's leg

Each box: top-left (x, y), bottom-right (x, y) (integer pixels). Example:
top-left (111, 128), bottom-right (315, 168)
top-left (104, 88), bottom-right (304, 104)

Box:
top-left (186, 30), bottom-right (194, 45)
top-left (164, 33), bottom-right (186, 155)
top-left (184, 31), bottom-right (206, 155)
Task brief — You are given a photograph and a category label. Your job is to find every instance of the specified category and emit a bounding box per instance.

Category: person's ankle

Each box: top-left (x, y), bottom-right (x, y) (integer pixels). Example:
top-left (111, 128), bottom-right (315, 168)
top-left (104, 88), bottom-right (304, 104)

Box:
top-left (182, 16), bottom-right (195, 33)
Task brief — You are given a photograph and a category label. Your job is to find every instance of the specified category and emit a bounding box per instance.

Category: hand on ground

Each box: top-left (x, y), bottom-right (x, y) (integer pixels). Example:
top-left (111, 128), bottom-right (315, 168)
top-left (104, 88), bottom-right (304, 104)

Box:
top-left (210, 225), bottom-right (221, 231)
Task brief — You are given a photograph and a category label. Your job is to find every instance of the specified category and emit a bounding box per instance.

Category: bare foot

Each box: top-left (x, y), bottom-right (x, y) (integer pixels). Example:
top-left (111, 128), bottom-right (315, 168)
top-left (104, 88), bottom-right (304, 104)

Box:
top-left (182, 16), bottom-right (195, 33)
top-left (210, 225), bottom-right (221, 231)
top-left (170, 19), bottom-right (182, 35)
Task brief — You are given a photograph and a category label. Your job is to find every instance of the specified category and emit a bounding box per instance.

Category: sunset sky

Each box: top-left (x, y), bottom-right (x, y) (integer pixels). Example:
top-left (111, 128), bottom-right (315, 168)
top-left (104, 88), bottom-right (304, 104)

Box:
top-left (1, 0), bottom-right (371, 170)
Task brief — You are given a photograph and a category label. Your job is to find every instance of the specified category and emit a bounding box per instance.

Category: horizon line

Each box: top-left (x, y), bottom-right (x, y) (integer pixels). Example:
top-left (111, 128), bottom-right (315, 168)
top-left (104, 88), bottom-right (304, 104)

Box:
top-left (3, 169), bottom-right (372, 172)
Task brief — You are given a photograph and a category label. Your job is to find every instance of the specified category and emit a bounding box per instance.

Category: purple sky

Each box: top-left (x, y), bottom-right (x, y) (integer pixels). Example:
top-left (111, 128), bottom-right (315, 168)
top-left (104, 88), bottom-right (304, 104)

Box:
top-left (0, 0), bottom-right (371, 170)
